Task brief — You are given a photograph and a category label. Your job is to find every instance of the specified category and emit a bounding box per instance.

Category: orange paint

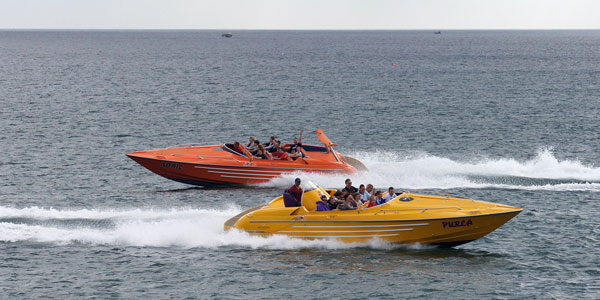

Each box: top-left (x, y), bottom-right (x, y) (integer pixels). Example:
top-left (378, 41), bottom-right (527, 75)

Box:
top-left (127, 130), bottom-right (358, 186)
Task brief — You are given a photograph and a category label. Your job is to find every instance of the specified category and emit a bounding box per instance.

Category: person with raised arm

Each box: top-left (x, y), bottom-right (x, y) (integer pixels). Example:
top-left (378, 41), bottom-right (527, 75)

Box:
top-left (287, 129), bottom-right (304, 153)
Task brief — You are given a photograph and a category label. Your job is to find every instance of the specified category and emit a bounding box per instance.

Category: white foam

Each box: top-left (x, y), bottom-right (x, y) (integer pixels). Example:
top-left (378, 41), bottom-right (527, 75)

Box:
top-left (0, 206), bottom-right (419, 249)
top-left (261, 148), bottom-right (600, 191)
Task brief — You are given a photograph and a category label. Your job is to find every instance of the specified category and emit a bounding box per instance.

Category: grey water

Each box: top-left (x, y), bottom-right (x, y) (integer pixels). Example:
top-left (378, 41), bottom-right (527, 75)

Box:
top-left (1, 30), bottom-right (599, 299)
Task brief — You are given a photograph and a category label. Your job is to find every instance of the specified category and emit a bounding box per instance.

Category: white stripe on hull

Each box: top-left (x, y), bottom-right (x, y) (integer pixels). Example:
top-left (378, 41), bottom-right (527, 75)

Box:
top-left (279, 228), bottom-right (413, 233)
top-left (291, 224), bottom-right (429, 228)
top-left (199, 167), bottom-right (284, 174)
top-left (193, 165), bottom-right (344, 172)
top-left (287, 233), bottom-right (401, 238)
top-left (207, 170), bottom-right (278, 177)
top-left (219, 175), bottom-right (276, 180)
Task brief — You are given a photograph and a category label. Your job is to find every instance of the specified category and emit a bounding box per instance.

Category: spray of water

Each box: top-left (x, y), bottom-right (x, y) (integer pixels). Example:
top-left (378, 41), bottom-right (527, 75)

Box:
top-left (262, 148), bottom-right (600, 191)
top-left (0, 206), bottom-right (429, 250)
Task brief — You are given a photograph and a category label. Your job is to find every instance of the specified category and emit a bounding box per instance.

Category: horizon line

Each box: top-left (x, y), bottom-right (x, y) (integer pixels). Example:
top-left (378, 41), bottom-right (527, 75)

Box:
top-left (1, 28), bottom-right (599, 31)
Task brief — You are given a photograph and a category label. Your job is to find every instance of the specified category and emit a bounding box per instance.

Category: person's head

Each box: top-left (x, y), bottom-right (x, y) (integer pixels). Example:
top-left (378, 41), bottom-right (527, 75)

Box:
top-left (256, 148), bottom-right (263, 155)
top-left (320, 195), bottom-right (327, 202)
top-left (249, 136), bottom-right (256, 142)
top-left (258, 144), bottom-right (266, 151)
top-left (375, 191), bottom-right (382, 198)
top-left (293, 137), bottom-right (298, 144)
top-left (334, 191), bottom-right (343, 198)
top-left (270, 136), bottom-right (276, 142)
top-left (254, 139), bottom-right (260, 145)
top-left (359, 184), bottom-right (365, 192)
top-left (346, 194), bottom-right (354, 202)
top-left (369, 195), bottom-right (376, 204)
top-left (345, 178), bottom-right (352, 187)
top-left (294, 177), bottom-right (301, 187)
top-left (234, 141), bottom-right (240, 147)
top-left (366, 184), bottom-right (374, 192)
top-left (388, 187), bottom-right (395, 195)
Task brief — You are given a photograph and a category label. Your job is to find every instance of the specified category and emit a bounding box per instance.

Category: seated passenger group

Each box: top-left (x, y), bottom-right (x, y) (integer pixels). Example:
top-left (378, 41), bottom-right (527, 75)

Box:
top-left (311, 178), bottom-right (401, 211)
top-left (233, 130), bottom-right (304, 161)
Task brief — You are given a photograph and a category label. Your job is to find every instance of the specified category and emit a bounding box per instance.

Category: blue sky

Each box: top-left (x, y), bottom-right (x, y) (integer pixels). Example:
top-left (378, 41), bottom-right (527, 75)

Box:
top-left (2, 0), bottom-right (598, 30)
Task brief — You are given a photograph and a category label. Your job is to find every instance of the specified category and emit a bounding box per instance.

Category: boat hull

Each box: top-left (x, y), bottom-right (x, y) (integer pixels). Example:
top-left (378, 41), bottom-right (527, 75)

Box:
top-left (127, 131), bottom-right (361, 186)
top-left (225, 190), bottom-right (522, 247)
top-left (127, 149), bottom-right (354, 186)
top-left (228, 210), bottom-right (520, 246)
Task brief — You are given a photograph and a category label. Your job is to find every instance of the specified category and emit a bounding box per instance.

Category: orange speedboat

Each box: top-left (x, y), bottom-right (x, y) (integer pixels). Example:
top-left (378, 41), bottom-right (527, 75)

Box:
top-left (126, 129), bottom-right (366, 186)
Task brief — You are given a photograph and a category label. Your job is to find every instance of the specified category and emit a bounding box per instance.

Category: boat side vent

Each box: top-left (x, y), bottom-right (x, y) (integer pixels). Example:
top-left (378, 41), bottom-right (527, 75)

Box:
top-left (399, 196), bottom-right (414, 202)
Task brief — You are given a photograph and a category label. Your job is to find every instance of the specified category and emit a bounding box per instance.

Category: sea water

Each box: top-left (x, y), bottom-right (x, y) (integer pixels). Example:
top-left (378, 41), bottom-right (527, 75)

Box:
top-left (1, 30), bottom-right (599, 299)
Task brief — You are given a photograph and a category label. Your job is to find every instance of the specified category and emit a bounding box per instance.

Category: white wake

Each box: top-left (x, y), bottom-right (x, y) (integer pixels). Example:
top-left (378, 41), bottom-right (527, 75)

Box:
top-left (263, 148), bottom-right (600, 191)
top-left (0, 206), bottom-right (418, 249)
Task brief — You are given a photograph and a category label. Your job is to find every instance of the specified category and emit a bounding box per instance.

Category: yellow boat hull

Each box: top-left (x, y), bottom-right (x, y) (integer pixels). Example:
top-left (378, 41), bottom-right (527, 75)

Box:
top-left (225, 189), bottom-right (522, 247)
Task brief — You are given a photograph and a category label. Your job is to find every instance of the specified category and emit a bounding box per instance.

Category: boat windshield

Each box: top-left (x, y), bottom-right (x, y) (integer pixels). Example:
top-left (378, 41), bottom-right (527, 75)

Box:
top-left (301, 181), bottom-right (328, 197)
top-left (302, 181), bottom-right (319, 192)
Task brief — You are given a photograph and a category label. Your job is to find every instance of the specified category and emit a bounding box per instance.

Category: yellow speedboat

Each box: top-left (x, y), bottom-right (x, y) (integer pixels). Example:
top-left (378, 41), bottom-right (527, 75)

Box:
top-left (225, 182), bottom-right (522, 247)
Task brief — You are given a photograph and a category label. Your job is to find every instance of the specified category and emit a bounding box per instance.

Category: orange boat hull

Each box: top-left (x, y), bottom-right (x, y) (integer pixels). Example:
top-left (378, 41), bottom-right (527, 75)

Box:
top-left (126, 144), bottom-right (357, 186)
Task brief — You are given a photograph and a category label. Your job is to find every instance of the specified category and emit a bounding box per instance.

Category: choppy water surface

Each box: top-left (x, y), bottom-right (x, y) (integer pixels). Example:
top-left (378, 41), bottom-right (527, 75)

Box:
top-left (1, 30), bottom-right (599, 299)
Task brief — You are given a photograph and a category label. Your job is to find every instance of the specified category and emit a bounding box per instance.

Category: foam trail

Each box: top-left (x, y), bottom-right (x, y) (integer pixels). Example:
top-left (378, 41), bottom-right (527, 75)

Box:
top-left (261, 148), bottom-right (600, 191)
top-left (0, 206), bottom-right (419, 250)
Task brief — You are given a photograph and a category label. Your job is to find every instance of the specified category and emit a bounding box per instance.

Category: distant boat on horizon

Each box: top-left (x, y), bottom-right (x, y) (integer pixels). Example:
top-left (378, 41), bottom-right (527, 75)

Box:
top-left (222, 33), bottom-right (233, 37)
top-left (434, 31), bottom-right (442, 34)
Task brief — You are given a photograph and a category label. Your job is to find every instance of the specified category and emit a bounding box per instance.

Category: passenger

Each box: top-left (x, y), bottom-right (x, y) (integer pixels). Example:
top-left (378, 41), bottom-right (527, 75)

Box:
top-left (272, 148), bottom-right (290, 160)
top-left (246, 136), bottom-right (257, 149)
top-left (352, 192), bottom-right (364, 206)
top-left (253, 145), bottom-right (269, 160)
top-left (264, 136), bottom-right (277, 152)
top-left (342, 178), bottom-right (358, 194)
top-left (284, 178), bottom-right (303, 207)
top-left (339, 194), bottom-right (358, 210)
top-left (338, 190), bottom-right (348, 201)
top-left (289, 148), bottom-right (302, 160)
top-left (233, 141), bottom-right (245, 155)
top-left (267, 140), bottom-right (281, 153)
top-left (375, 191), bottom-right (386, 205)
top-left (287, 129), bottom-right (304, 153)
top-left (366, 184), bottom-right (374, 195)
top-left (367, 195), bottom-right (378, 208)
top-left (328, 191), bottom-right (344, 210)
top-left (316, 195), bottom-right (331, 211)
top-left (383, 187), bottom-right (397, 202)
top-left (358, 184), bottom-right (371, 203)
top-left (249, 139), bottom-right (261, 155)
